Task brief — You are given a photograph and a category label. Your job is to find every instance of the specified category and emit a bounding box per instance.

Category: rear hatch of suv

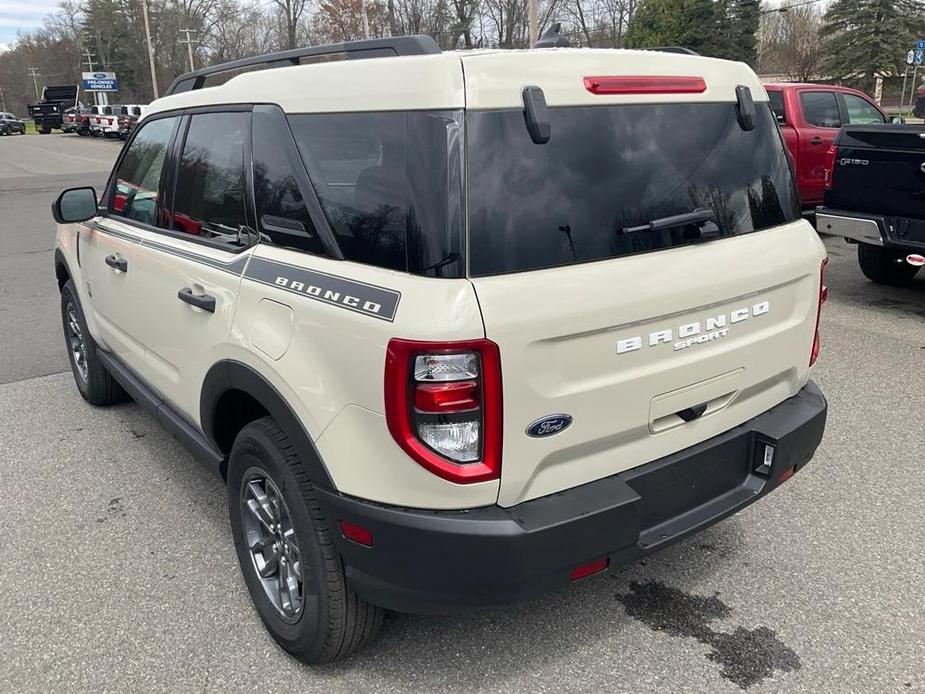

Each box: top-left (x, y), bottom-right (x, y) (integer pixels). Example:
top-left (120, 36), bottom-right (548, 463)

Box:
top-left (462, 51), bottom-right (826, 507)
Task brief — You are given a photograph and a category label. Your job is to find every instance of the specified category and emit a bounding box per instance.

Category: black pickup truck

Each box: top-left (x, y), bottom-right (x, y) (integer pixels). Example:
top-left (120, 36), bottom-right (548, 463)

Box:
top-left (28, 85), bottom-right (79, 134)
top-left (816, 124), bottom-right (925, 285)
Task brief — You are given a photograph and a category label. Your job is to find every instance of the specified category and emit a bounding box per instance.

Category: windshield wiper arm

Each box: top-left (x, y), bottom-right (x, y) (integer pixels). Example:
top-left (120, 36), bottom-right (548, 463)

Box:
top-left (622, 208), bottom-right (719, 237)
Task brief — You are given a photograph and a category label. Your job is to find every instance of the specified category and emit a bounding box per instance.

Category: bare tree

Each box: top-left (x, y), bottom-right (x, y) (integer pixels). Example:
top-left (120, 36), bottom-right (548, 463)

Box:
top-left (758, 4), bottom-right (824, 81)
top-left (272, 0), bottom-right (311, 49)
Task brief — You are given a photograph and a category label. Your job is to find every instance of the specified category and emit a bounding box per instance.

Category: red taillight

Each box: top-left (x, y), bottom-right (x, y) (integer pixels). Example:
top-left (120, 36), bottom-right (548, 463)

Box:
top-left (339, 520), bottom-right (373, 547)
top-left (583, 75), bottom-right (706, 95)
top-left (810, 258), bottom-right (828, 366)
top-left (414, 381), bottom-right (480, 413)
top-left (823, 144), bottom-right (837, 190)
top-left (385, 338), bottom-right (502, 484)
top-left (570, 557), bottom-right (609, 581)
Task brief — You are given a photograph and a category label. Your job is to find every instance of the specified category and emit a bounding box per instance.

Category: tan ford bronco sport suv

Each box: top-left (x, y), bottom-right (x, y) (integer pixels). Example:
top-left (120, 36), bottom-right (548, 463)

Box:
top-left (52, 34), bottom-right (828, 664)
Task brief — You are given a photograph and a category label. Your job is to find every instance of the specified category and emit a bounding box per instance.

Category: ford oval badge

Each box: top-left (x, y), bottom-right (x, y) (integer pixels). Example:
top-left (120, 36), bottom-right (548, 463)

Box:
top-left (526, 414), bottom-right (573, 438)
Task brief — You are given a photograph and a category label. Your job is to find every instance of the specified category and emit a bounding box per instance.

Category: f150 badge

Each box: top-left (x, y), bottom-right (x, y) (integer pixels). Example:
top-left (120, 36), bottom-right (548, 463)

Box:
top-left (616, 301), bottom-right (770, 354)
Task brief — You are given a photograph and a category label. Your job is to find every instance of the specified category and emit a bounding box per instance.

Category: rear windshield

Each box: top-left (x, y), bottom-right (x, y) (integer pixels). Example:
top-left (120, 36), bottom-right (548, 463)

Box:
top-left (466, 103), bottom-right (799, 276)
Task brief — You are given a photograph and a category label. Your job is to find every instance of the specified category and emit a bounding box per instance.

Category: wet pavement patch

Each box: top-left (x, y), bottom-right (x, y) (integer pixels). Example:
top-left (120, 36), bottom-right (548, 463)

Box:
top-left (616, 580), bottom-right (800, 690)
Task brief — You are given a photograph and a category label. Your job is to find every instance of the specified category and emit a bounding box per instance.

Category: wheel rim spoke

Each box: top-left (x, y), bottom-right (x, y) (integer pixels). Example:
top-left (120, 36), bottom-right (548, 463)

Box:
top-left (245, 481), bottom-right (278, 532)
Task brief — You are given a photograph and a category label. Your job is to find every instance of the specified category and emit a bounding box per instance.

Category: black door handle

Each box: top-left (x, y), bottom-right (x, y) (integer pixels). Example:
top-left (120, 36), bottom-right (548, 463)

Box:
top-left (809, 136), bottom-right (823, 145)
top-left (177, 287), bottom-right (216, 313)
top-left (105, 255), bottom-right (127, 272)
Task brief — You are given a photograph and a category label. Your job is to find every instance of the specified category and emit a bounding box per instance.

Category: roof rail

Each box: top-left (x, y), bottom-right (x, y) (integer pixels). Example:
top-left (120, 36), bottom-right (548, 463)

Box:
top-left (164, 35), bottom-right (441, 96)
top-left (642, 46), bottom-right (700, 56)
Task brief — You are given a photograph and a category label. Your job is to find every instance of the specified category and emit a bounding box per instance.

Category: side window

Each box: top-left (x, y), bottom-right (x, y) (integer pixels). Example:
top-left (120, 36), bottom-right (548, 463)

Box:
top-left (109, 116), bottom-right (177, 227)
top-left (767, 91), bottom-right (786, 123)
top-left (800, 91), bottom-right (841, 128)
top-left (842, 94), bottom-right (885, 124)
top-left (289, 112), bottom-right (409, 272)
top-left (172, 111), bottom-right (249, 240)
top-left (251, 109), bottom-right (325, 255)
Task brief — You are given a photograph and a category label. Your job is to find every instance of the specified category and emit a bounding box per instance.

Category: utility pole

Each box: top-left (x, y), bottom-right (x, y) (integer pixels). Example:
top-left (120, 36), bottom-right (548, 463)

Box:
top-left (0, 87), bottom-right (6, 112)
top-left (83, 49), bottom-right (96, 72)
top-left (179, 28), bottom-right (197, 71)
top-left (141, 0), bottom-right (159, 99)
top-left (528, 0), bottom-right (538, 46)
top-left (360, 0), bottom-right (370, 38)
top-left (27, 67), bottom-right (41, 100)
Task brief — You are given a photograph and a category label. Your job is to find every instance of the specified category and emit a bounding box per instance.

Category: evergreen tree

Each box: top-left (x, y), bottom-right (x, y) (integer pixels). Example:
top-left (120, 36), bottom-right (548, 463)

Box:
top-left (625, 0), bottom-right (717, 55)
top-left (715, 0), bottom-right (761, 64)
top-left (823, 0), bottom-right (925, 93)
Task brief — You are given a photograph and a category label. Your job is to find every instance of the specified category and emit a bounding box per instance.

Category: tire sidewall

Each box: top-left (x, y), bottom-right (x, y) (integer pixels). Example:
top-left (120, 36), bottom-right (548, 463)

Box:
top-left (227, 424), bottom-right (335, 661)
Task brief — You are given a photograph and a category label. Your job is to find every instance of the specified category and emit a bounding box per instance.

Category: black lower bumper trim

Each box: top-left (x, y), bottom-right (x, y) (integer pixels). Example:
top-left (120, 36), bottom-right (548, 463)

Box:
top-left (316, 381), bottom-right (827, 614)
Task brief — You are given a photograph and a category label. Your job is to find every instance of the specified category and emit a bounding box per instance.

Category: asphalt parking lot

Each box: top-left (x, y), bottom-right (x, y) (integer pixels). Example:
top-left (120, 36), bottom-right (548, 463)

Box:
top-left (1, 132), bottom-right (923, 693)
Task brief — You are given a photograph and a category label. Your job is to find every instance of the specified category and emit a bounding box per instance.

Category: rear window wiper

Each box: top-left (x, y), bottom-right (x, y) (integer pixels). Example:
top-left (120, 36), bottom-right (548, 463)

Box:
top-left (621, 208), bottom-right (720, 239)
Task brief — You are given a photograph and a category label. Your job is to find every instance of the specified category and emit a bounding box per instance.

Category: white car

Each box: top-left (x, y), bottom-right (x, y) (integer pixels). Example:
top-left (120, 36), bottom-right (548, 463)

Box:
top-left (51, 32), bottom-right (828, 664)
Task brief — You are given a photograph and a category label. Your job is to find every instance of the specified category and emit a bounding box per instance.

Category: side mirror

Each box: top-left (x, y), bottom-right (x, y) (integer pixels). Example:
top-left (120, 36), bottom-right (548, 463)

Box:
top-left (890, 116), bottom-right (905, 124)
top-left (52, 187), bottom-right (99, 224)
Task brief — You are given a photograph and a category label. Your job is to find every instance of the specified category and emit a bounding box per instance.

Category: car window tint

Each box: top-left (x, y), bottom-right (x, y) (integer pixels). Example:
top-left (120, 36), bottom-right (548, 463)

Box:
top-left (109, 116), bottom-right (177, 227)
top-left (767, 91), bottom-right (785, 122)
top-left (288, 111), bottom-right (464, 276)
top-left (842, 94), bottom-right (885, 124)
top-left (172, 111), bottom-right (249, 241)
top-left (467, 104), bottom-right (799, 276)
top-left (800, 91), bottom-right (841, 128)
top-left (251, 109), bottom-right (325, 255)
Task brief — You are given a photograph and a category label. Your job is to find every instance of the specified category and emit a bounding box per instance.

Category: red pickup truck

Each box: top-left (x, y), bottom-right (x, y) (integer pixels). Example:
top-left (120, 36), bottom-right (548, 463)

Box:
top-left (764, 83), bottom-right (901, 209)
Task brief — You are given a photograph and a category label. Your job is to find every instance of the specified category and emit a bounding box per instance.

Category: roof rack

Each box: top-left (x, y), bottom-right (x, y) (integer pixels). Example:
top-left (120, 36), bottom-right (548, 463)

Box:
top-left (642, 47), bottom-right (700, 56)
top-left (164, 35), bottom-right (441, 96)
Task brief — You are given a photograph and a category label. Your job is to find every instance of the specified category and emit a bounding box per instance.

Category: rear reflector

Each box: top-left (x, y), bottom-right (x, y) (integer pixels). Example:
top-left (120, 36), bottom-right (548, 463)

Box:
top-left (570, 557), bottom-right (609, 581)
top-left (776, 465), bottom-right (797, 484)
top-left (339, 520), bottom-right (373, 547)
top-left (810, 257), bottom-right (828, 366)
top-left (583, 76), bottom-right (707, 95)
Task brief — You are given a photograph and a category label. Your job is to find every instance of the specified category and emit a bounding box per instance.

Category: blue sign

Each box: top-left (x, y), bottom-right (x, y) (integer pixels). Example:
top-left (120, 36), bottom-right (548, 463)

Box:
top-left (917, 39), bottom-right (925, 50)
top-left (80, 71), bottom-right (119, 92)
top-left (916, 50), bottom-right (924, 66)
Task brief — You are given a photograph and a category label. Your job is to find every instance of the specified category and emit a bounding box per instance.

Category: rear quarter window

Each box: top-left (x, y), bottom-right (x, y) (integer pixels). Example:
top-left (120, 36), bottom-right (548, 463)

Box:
top-left (288, 111), bottom-right (464, 276)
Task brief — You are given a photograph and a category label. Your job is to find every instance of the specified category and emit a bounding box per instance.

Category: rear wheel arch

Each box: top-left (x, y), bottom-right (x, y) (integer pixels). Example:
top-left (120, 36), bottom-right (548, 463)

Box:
top-left (200, 361), bottom-right (335, 489)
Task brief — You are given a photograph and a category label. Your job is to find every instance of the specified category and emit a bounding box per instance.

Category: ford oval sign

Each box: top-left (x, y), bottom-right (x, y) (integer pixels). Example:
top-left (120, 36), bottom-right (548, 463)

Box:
top-left (526, 414), bottom-right (573, 438)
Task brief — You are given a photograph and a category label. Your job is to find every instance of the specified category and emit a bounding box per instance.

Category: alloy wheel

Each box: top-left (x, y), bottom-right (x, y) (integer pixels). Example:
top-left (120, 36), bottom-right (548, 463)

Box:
top-left (66, 303), bottom-right (88, 382)
top-left (240, 470), bottom-right (305, 622)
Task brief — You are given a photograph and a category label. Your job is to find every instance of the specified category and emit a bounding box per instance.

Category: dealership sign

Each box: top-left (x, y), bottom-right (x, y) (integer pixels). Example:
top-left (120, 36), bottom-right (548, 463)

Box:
top-left (81, 71), bottom-right (119, 92)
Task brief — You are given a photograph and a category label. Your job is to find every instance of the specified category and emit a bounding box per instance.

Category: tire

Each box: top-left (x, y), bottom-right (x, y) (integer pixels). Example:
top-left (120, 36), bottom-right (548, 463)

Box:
top-left (40, 125), bottom-right (51, 134)
top-left (857, 243), bottom-right (920, 286)
top-left (60, 280), bottom-right (127, 406)
top-left (227, 418), bottom-right (383, 664)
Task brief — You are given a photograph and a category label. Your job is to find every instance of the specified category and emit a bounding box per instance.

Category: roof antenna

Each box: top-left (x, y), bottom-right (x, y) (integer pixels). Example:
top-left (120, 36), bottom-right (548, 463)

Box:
top-left (533, 22), bottom-right (570, 48)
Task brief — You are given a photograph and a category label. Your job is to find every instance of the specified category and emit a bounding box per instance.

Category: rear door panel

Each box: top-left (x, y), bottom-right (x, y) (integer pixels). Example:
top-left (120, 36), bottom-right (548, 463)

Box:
top-left (471, 221), bottom-right (825, 507)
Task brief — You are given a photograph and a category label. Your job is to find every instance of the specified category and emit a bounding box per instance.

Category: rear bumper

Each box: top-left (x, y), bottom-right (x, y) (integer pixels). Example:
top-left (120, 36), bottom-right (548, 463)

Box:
top-left (316, 381), bottom-right (827, 614)
top-left (817, 207), bottom-right (925, 253)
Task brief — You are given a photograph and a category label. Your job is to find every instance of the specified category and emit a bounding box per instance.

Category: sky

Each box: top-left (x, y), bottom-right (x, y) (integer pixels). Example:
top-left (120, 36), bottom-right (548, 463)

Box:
top-left (0, 0), bottom-right (61, 49)
top-left (0, 0), bottom-right (830, 53)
